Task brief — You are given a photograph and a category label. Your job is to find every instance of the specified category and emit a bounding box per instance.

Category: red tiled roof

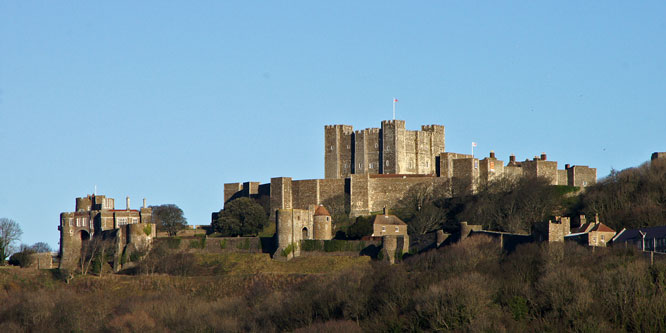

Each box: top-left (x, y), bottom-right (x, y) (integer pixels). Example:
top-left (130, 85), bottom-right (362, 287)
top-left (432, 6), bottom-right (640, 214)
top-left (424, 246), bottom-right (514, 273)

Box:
top-left (372, 214), bottom-right (407, 226)
top-left (573, 222), bottom-right (615, 234)
top-left (591, 223), bottom-right (615, 233)
top-left (314, 205), bottom-right (331, 216)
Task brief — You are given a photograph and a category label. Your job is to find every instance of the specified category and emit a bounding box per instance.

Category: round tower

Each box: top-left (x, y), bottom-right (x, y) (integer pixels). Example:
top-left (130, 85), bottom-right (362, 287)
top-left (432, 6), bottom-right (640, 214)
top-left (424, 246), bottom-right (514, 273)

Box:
top-left (313, 205), bottom-right (332, 240)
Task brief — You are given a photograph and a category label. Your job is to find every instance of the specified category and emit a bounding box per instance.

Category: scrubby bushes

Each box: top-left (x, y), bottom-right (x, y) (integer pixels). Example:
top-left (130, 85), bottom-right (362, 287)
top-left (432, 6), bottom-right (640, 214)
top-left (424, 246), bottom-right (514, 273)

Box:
top-left (1, 237), bottom-right (666, 332)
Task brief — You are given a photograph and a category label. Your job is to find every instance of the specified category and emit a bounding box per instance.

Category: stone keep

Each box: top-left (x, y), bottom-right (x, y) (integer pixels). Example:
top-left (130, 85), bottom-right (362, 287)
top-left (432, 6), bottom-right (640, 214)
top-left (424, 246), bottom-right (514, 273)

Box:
top-left (223, 119), bottom-right (598, 222)
top-left (325, 120), bottom-right (445, 178)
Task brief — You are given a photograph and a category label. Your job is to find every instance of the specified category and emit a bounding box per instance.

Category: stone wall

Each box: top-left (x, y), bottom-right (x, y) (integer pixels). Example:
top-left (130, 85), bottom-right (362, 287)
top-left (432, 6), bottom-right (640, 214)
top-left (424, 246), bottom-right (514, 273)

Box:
top-left (367, 175), bottom-right (444, 213)
top-left (567, 165), bottom-right (597, 187)
top-left (275, 208), bottom-right (313, 259)
top-left (291, 179), bottom-right (319, 210)
top-left (652, 152), bottom-right (666, 160)
top-left (381, 120), bottom-right (400, 174)
top-left (324, 125), bottom-right (354, 179)
top-left (479, 156), bottom-right (504, 187)
top-left (270, 177), bottom-right (292, 220)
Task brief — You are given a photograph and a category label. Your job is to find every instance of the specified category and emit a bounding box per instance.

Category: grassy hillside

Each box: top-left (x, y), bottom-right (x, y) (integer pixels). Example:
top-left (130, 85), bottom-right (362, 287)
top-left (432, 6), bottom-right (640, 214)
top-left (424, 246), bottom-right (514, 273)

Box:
top-left (2, 238), bottom-right (666, 332)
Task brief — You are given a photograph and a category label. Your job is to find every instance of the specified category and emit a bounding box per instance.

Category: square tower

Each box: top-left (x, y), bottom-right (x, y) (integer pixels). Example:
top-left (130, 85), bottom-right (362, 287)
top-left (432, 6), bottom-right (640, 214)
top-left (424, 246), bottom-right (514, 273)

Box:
top-left (381, 120), bottom-right (406, 174)
top-left (324, 125), bottom-right (354, 179)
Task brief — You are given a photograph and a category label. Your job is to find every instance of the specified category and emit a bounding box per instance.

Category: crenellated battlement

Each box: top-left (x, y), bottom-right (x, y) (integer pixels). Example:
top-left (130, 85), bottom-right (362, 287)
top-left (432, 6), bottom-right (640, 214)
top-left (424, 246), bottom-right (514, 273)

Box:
top-left (421, 124), bottom-right (445, 132)
top-left (326, 120), bottom-right (445, 178)
top-left (354, 127), bottom-right (381, 134)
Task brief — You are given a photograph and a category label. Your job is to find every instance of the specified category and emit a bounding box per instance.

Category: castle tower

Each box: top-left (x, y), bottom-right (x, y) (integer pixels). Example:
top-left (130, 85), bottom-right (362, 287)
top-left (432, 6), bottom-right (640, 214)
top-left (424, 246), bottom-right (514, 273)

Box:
top-left (324, 125), bottom-right (354, 179)
top-left (354, 128), bottom-right (381, 175)
top-left (418, 125), bottom-right (445, 175)
top-left (313, 205), bottom-right (332, 240)
top-left (381, 120), bottom-right (406, 174)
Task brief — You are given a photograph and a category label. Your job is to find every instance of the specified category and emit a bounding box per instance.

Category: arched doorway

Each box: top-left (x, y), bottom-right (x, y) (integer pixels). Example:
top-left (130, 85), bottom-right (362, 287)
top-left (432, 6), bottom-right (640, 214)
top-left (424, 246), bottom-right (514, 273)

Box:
top-left (79, 230), bottom-right (90, 241)
top-left (302, 227), bottom-right (308, 239)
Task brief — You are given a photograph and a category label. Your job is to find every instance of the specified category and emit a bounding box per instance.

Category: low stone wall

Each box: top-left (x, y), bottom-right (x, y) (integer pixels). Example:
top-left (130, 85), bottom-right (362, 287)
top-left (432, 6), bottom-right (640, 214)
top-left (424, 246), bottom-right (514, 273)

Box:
top-left (27, 252), bottom-right (55, 269)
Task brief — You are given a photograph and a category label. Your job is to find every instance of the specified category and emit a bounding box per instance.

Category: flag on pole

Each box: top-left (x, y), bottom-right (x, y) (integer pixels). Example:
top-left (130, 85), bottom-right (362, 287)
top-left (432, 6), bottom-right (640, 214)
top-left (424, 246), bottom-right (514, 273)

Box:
top-left (394, 98), bottom-right (398, 102)
top-left (472, 142), bottom-right (477, 147)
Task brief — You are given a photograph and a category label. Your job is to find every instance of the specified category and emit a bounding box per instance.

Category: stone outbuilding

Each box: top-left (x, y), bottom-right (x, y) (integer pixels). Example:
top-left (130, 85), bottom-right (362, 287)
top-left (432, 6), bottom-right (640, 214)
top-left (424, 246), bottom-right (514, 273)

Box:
top-left (612, 225), bottom-right (666, 252)
top-left (567, 215), bottom-right (616, 247)
top-left (372, 208), bottom-right (409, 257)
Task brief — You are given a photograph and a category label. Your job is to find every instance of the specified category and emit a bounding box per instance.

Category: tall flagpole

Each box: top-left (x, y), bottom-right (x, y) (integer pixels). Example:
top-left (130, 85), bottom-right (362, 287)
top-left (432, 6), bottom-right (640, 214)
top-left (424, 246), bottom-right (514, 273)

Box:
top-left (392, 98), bottom-right (397, 120)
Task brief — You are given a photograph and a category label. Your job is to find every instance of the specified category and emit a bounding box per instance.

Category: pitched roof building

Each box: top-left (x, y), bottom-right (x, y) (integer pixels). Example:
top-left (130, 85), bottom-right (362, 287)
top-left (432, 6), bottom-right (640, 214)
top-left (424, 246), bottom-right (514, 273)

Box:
top-left (566, 214), bottom-right (616, 247)
top-left (612, 225), bottom-right (666, 252)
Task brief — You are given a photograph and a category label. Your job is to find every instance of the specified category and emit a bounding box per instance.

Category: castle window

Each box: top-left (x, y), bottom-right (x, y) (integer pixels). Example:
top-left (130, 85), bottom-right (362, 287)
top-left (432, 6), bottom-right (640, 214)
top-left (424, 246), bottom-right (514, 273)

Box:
top-left (395, 226), bottom-right (399, 233)
top-left (346, 144), bottom-right (350, 149)
top-left (374, 143), bottom-right (378, 148)
top-left (386, 160), bottom-right (390, 167)
top-left (381, 226), bottom-right (386, 233)
top-left (359, 163), bottom-right (363, 169)
top-left (330, 145), bottom-right (334, 151)
top-left (369, 163), bottom-right (373, 169)
top-left (425, 161), bottom-right (429, 168)
top-left (583, 181), bottom-right (588, 187)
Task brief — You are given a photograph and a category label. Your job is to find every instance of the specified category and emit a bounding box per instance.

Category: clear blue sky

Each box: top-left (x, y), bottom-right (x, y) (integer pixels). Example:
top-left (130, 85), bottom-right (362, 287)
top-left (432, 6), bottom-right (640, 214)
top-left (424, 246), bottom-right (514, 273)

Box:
top-left (1, 2), bottom-right (665, 249)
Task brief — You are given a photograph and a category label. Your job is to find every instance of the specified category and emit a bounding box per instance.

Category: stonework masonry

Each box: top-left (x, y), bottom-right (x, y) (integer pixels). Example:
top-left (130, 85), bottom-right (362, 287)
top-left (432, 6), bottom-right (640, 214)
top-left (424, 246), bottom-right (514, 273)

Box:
top-left (326, 120), bottom-right (445, 178)
top-left (222, 119), bottom-right (598, 224)
top-left (59, 194), bottom-right (155, 272)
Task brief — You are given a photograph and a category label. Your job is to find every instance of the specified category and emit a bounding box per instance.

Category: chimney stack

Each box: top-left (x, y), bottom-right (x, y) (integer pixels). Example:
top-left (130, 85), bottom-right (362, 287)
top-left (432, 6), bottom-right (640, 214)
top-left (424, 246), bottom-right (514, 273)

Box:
top-left (541, 152), bottom-right (547, 161)
top-left (509, 154), bottom-right (516, 163)
top-left (126, 196), bottom-right (130, 210)
top-left (383, 206), bottom-right (387, 215)
top-left (489, 150), bottom-right (495, 158)
top-left (143, 198), bottom-right (146, 209)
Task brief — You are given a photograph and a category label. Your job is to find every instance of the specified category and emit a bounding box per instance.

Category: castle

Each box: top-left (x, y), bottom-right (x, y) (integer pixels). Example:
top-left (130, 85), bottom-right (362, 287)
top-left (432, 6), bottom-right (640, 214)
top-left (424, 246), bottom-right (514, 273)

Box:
top-left (58, 194), bottom-right (155, 271)
top-left (225, 120), bottom-right (597, 217)
top-left (223, 120), bottom-right (598, 257)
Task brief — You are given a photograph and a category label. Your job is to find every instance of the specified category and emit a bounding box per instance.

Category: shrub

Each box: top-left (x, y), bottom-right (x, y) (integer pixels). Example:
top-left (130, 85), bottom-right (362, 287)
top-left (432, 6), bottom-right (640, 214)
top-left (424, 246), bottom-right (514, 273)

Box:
top-left (8, 250), bottom-right (35, 268)
top-left (189, 235), bottom-right (206, 249)
top-left (347, 216), bottom-right (374, 239)
top-left (301, 240), bottom-right (323, 251)
top-left (324, 240), bottom-right (359, 252)
top-left (219, 239), bottom-right (227, 249)
top-left (282, 243), bottom-right (296, 257)
top-left (143, 224), bottom-right (152, 236)
top-left (166, 238), bottom-right (181, 249)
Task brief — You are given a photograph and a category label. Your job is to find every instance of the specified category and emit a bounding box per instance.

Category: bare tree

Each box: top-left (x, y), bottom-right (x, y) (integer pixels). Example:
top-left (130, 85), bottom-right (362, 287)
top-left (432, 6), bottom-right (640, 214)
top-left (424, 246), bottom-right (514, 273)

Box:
top-left (396, 183), bottom-right (447, 235)
top-left (80, 237), bottom-right (112, 275)
top-left (0, 218), bottom-right (23, 265)
top-left (30, 242), bottom-right (52, 253)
